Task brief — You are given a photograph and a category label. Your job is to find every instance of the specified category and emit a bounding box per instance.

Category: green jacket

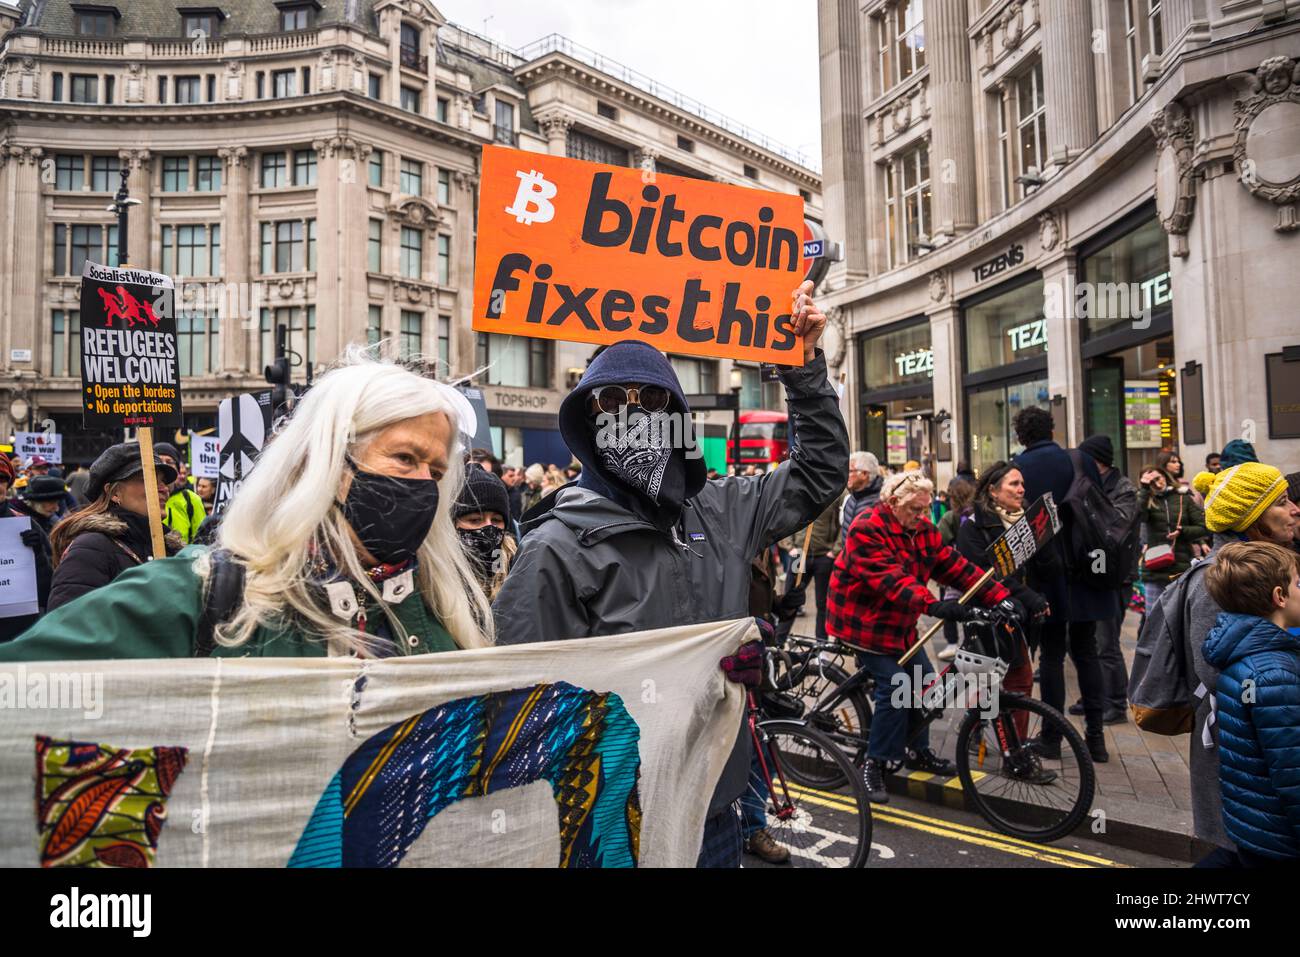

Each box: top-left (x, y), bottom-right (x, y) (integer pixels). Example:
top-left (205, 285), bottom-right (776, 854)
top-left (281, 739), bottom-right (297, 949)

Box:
top-left (805, 498), bottom-right (842, 558)
top-left (1138, 485), bottom-right (1208, 583)
top-left (164, 487), bottom-right (207, 545)
top-left (0, 546), bottom-right (456, 661)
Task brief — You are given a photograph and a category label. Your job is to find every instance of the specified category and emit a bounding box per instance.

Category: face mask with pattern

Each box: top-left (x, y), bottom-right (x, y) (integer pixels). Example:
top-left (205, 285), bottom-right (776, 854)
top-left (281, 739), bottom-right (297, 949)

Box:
top-left (594, 408), bottom-right (675, 503)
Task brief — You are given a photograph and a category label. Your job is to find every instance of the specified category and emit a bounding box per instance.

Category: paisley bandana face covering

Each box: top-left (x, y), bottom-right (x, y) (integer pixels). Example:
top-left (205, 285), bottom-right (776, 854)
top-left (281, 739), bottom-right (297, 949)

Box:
top-left (595, 408), bottom-right (674, 503)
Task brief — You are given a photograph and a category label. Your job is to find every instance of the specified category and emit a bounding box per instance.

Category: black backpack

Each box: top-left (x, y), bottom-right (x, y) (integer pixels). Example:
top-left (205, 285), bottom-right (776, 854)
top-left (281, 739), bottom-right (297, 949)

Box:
top-left (1060, 449), bottom-right (1134, 589)
top-left (194, 549), bottom-right (245, 657)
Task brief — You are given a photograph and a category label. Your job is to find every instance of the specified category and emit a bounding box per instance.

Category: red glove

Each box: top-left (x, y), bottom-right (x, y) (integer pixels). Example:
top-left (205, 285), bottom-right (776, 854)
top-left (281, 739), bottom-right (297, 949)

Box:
top-left (720, 640), bottom-right (763, 688)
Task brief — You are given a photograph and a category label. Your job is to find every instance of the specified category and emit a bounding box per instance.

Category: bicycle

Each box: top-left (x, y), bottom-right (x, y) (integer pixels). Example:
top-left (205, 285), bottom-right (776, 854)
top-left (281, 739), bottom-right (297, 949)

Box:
top-left (739, 647), bottom-right (872, 868)
top-left (769, 606), bottom-right (1096, 844)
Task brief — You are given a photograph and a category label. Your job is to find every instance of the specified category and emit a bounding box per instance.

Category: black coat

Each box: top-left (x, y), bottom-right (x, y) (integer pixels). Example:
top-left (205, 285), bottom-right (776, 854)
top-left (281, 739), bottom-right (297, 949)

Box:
top-left (955, 504), bottom-right (1049, 615)
top-left (47, 508), bottom-right (183, 613)
top-left (0, 500), bottom-right (53, 642)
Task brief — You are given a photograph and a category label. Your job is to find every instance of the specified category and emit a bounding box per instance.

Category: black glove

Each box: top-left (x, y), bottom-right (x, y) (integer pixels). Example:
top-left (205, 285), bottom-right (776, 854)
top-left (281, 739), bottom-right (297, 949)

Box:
top-left (1021, 591), bottom-right (1050, 620)
top-left (927, 600), bottom-right (974, 622)
top-left (997, 598), bottom-right (1026, 622)
top-left (20, 528), bottom-right (41, 549)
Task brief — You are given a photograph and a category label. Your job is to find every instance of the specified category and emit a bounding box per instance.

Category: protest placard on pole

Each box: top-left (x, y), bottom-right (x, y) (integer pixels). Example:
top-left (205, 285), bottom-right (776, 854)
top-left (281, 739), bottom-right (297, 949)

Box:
top-left (473, 145), bottom-right (806, 365)
top-left (13, 432), bottom-right (62, 465)
top-left (189, 432), bottom-right (221, 480)
top-left (215, 391), bottom-right (273, 515)
top-left (79, 261), bottom-right (183, 559)
top-left (0, 516), bottom-right (39, 618)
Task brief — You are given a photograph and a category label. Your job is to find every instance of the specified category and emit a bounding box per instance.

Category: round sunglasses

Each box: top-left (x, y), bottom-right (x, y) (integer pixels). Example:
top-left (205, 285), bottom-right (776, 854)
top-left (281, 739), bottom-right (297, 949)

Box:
top-left (589, 384), bottom-right (671, 414)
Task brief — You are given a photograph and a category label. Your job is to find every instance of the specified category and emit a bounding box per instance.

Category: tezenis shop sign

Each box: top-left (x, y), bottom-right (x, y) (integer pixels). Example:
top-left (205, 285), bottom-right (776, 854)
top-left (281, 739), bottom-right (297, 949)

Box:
top-left (971, 244), bottom-right (1025, 283)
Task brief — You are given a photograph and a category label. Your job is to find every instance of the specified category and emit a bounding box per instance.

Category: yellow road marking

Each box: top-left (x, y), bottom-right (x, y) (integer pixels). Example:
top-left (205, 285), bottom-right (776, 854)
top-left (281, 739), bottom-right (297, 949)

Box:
top-left (780, 782), bottom-right (1125, 868)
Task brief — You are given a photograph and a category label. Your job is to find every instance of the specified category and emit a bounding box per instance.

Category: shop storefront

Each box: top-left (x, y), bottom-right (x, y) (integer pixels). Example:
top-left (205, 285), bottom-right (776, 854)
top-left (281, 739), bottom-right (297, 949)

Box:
top-left (856, 317), bottom-right (936, 472)
top-left (961, 273), bottom-right (1051, 474)
top-left (1078, 206), bottom-right (1176, 479)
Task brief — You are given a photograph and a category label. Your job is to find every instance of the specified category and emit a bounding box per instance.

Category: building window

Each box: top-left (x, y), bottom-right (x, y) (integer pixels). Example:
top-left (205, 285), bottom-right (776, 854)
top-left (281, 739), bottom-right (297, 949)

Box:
top-left (105, 75), bottom-right (115, 104)
top-left (400, 23), bottom-right (422, 69)
top-left (196, 154), bottom-right (222, 192)
top-left (436, 97), bottom-right (450, 123)
top-left (76, 11), bottom-right (115, 36)
top-left (272, 69), bottom-right (295, 98)
top-left (293, 148), bottom-right (317, 186)
top-left (183, 14), bottom-right (217, 39)
top-left (369, 150), bottom-right (384, 187)
top-left (1123, 0), bottom-right (1141, 104)
top-left (476, 333), bottom-right (551, 388)
top-left (996, 90), bottom-right (1011, 210)
top-left (53, 223), bottom-right (119, 275)
top-left (743, 164), bottom-right (758, 180)
top-left (597, 101), bottom-right (617, 120)
top-left (300, 66), bottom-right (311, 95)
top-left (1015, 60), bottom-right (1047, 187)
top-left (368, 219), bottom-right (382, 272)
top-left (161, 224), bottom-right (220, 277)
top-left (566, 129), bottom-right (629, 167)
top-left (55, 154), bottom-right (85, 191)
top-left (437, 168), bottom-right (451, 205)
top-left (177, 313), bottom-right (219, 376)
top-left (162, 156), bottom-right (190, 192)
top-left (368, 73), bottom-right (382, 99)
top-left (255, 71), bottom-right (265, 99)
top-left (367, 305), bottom-right (382, 345)
top-left (174, 75), bottom-right (201, 104)
top-left (400, 310), bottom-right (422, 358)
top-left (877, 0), bottom-right (926, 93)
top-left (677, 135), bottom-right (694, 152)
top-left (260, 306), bottom-right (315, 367)
top-left (400, 85), bottom-right (420, 112)
top-left (280, 6), bottom-right (311, 31)
top-left (90, 155), bottom-right (120, 192)
top-left (1147, 0), bottom-right (1164, 56)
top-left (494, 100), bottom-right (515, 145)
top-left (437, 315), bottom-right (450, 370)
top-left (70, 74), bottom-right (99, 104)
top-left (52, 73), bottom-right (64, 102)
top-left (400, 227), bottom-right (423, 279)
top-left (668, 356), bottom-right (717, 394)
top-left (52, 310), bottom-right (82, 378)
top-left (436, 234), bottom-right (451, 285)
top-left (260, 220), bottom-right (313, 273)
top-left (883, 140), bottom-right (931, 268)
top-left (260, 151), bottom-right (288, 188)
top-left (399, 157), bottom-right (423, 195)
top-left (158, 75), bottom-right (168, 104)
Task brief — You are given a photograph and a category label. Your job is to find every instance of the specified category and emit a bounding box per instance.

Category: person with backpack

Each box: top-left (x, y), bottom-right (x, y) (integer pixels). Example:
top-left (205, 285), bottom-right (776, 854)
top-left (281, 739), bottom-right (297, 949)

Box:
top-left (1130, 461), bottom-right (1299, 850)
top-left (1010, 408), bottom-right (1114, 763)
top-left (0, 352), bottom-right (492, 662)
top-left (1066, 435), bottom-right (1142, 722)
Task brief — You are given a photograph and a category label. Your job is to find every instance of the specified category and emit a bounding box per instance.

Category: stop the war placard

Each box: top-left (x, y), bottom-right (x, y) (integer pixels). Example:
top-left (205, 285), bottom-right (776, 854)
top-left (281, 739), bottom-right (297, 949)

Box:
top-left (78, 261), bottom-right (183, 429)
top-left (473, 145), bottom-right (807, 365)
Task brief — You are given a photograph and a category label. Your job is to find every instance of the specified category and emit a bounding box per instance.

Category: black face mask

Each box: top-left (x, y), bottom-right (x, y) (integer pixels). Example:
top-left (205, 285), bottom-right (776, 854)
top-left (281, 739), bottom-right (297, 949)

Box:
top-left (338, 458), bottom-right (440, 565)
top-left (458, 524), bottom-right (506, 581)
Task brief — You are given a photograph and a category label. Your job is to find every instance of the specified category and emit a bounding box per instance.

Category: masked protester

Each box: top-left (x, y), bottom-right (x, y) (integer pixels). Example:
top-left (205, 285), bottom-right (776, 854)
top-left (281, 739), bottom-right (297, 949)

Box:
top-left (0, 352), bottom-right (490, 660)
top-left (0, 457), bottom-right (52, 641)
top-left (454, 464), bottom-right (515, 601)
top-left (152, 442), bottom-right (207, 545)
top-left (493, 281), bottom-right (849, 867)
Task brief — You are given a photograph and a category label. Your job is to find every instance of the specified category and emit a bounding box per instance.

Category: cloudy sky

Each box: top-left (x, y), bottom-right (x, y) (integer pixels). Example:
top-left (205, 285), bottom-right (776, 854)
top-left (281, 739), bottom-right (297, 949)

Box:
top-left (435, 0), bottom-right (823, 169)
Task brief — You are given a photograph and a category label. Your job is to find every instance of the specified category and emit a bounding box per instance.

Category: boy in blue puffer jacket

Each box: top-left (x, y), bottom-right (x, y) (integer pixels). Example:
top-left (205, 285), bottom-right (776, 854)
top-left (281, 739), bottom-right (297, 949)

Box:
top-left (1202, 541), bottom-right (1300, 865)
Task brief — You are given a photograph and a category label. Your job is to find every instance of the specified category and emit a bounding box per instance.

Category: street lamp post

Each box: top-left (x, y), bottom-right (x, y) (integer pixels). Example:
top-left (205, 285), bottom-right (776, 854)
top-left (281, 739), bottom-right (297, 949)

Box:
top-left (105, 167), bottom-right (140, 267)
top-left (729, 367), bottom-right (743, 473)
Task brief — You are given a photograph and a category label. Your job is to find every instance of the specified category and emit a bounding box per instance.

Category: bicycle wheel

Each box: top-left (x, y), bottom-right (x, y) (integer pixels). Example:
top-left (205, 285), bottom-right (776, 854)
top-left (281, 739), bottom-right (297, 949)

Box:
top-left (954, 694), bottom-right (1095, 843)
top-left (745, 719), bottom-right (871, 868)
top-left (779, 661), bottom-right (871, 787)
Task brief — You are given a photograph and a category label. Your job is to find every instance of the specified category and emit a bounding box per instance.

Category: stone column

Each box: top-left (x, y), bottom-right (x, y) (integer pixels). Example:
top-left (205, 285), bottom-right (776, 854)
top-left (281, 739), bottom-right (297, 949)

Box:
top-left (927, 297), bottom-right (961, 484)
top-left (3, 146), bottom-right (43, 373)
top-left (312, 137), bottom-right (345, 366)
top-left (1040, 0), bottom-right (1098, 168)
top-left (453, 170), bottom-right (479, 378)
top-left (817, 0), bottom-right (869, 282)
top-left (927, 0), bottom-right (978, 238)
top-left (217, 146), bottom-right (250, 374)
top-left (536, 111), bottom-right (572, 157)
top-left (117, 149), bottom-right (152, 267)
top-left (1041, 253), bottom-right (1086, 445)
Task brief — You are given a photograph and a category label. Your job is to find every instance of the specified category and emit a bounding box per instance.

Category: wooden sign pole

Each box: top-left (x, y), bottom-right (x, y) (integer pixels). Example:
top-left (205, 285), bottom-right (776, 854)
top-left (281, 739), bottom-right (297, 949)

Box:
top-left (898, 567), bottom-right (995, 666)
top-left (136, 425), bottom-right (167, 560)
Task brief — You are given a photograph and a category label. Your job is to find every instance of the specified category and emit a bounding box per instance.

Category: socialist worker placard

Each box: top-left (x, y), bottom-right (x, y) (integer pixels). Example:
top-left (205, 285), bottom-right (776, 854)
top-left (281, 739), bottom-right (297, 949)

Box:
top-left (472, 145), bottom-right (807, 365)
top-left (78, 261), bottom-right (184, 430)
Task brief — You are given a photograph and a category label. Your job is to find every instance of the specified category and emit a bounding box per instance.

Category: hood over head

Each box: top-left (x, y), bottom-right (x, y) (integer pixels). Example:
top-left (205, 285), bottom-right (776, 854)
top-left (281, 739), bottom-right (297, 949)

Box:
top-left (558, 341), bottom-right (707, 529)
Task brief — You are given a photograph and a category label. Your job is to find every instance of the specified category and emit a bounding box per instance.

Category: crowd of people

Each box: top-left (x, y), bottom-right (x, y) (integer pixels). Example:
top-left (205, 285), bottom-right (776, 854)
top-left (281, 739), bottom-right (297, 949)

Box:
top-left (1, 276), bottom-right (1299, 867)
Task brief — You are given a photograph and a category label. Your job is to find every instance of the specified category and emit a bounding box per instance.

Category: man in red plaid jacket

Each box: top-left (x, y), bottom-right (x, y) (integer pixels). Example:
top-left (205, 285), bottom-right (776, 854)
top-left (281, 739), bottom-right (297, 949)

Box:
top-left (828, 469), bottom-right (1011, 802)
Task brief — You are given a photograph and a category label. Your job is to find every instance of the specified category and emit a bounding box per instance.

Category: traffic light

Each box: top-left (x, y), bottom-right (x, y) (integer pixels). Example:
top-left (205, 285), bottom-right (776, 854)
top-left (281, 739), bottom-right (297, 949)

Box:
top-left (264, 323), bottom-right (290, 413)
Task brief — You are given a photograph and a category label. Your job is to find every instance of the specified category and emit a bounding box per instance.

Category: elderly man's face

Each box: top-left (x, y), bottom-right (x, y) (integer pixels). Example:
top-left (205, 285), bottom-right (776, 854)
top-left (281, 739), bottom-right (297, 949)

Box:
top-left (847, 464), bottom-right (871, 492)
top-left (892, 491), bottom-right (932, 529)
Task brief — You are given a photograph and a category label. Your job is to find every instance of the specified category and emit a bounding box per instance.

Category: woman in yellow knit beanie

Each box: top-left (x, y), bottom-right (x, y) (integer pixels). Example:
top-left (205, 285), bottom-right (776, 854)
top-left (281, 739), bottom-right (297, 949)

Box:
top-left (1192, 463), bottom-right (1296, 540)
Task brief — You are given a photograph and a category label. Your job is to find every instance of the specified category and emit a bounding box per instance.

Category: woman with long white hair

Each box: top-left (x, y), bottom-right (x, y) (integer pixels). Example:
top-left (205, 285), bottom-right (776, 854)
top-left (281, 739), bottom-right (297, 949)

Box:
top-left (0, 349), bottom-right (492, 660)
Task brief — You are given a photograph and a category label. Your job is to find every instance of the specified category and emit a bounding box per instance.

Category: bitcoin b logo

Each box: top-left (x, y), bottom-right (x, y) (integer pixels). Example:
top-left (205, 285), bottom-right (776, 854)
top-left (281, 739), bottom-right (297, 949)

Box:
top-left (505, 169), bottom-right (557, 225)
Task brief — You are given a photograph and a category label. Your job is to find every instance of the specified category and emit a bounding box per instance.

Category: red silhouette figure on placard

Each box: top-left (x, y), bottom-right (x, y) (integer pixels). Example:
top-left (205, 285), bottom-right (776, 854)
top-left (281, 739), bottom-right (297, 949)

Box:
top-left (96, 285), bottom-right (161, 328)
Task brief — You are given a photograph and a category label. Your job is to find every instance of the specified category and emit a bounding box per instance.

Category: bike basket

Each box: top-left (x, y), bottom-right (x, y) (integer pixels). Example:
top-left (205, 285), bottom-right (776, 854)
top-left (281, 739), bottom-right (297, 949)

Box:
top-left (953, 647), bottom-right (1009, 679)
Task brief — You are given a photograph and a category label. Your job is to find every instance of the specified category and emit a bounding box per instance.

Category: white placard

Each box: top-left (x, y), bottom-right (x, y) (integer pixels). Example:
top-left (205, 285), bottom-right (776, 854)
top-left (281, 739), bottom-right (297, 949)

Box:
top-left (13, 432), bottom-right (62, 465)
top-left (189, 432), bottom-right (221, 479)
top-left (0, 516), bottom-right (39, 618)
top-left (9, 349), bottom-right (32, 363)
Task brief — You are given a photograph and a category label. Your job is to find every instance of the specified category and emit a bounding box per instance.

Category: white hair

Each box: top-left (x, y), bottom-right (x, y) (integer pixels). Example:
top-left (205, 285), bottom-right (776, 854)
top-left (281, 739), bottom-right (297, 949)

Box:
top-left (211, 347), bottom-right (492, 656)
top-left (849, 450), bottom-right (879, 476)
top-left (881, 468), bottom-right (934, 505)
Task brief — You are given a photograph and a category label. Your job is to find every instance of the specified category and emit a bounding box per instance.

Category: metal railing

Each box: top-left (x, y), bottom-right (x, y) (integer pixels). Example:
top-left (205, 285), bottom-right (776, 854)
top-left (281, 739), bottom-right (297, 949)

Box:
top-left (515, 33), bottom-right (820, 173)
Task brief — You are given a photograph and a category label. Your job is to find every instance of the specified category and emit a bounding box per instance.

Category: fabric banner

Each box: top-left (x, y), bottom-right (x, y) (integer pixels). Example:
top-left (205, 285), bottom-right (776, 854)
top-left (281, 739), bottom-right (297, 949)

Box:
top-left (0, 618), bottom-right (751, 868)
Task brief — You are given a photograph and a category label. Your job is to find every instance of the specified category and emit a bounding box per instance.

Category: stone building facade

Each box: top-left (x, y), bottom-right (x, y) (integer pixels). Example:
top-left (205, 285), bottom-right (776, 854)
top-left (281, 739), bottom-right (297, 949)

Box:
top-left (817, 0), bottom-right (1300, 482)
top-left (0, 1), bottom-right (821, 467)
